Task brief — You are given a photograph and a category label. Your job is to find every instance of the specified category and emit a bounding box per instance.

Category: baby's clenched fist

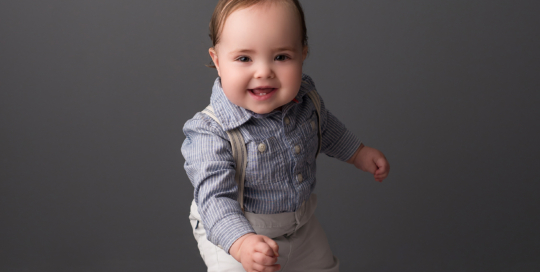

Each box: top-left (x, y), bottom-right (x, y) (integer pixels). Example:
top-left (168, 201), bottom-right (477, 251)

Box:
top-left (230, 233), bottom-right (281, 272)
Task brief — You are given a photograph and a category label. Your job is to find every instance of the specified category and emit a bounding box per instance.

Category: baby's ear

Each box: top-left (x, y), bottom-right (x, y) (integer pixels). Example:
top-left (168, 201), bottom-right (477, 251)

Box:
top-left (302, 46), bottom-right (309, 61)
top-left (209, 47), bottom-right (221, 75)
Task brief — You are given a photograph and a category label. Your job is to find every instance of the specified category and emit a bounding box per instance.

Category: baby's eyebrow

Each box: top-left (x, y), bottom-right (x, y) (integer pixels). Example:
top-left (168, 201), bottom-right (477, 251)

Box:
top-left (228, 47), bottom-right (298, 57)
top-left (274, 46), bottom-right (296, 52)
top-left (229, 49), bottom-right (255, 55)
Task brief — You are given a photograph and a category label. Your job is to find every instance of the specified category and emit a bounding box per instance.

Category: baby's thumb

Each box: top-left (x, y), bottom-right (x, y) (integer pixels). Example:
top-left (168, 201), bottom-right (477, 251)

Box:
top-left (374, 157), bottom-right (388, 173)
top-left (263, 236), bottom-right (279, 257)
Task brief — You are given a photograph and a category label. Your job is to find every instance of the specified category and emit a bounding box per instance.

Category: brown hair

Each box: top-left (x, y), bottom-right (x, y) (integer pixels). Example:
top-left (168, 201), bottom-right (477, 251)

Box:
top-left (207, 0), bottom-right (308, 68)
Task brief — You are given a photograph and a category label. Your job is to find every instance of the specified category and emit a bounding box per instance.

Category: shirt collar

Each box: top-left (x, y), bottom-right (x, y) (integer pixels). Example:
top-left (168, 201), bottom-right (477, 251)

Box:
top-left (210, 74), bottom-right (315, 131)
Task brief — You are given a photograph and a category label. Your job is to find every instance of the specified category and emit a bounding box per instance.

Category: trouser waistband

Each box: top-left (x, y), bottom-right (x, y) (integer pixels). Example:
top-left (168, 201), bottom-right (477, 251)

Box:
top-left (190, 194), bottom-right (318, 239)
top-left (245, 193), bottom-right (318, 238)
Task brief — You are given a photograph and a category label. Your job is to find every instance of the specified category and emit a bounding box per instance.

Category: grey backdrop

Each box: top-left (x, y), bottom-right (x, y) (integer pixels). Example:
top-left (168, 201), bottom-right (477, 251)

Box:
top-left (1, 0), bottom-right (539, 271)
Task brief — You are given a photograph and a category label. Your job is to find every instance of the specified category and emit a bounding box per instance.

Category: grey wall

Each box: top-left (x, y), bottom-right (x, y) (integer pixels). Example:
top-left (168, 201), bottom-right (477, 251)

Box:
top-left (1, 0), bottom-right (539, 271)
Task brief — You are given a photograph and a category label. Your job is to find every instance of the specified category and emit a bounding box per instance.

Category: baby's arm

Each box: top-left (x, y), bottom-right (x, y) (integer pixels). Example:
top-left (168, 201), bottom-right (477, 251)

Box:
top-left (182, 113), bottom-right (257, 253)
top-left (229, 233), bottom-right (281, 272)
top-left (302, 75), bottom-right (390, 181)
top-left (347, 143), bottom-right (390, 182)
top-left (183, 113), bottom-right (281, 271)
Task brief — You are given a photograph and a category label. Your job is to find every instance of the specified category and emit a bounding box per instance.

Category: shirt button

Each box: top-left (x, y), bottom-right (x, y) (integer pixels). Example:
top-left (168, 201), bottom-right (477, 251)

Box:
top-left (284, 117), bottom-right (290, 125)
top-left (294, 145), bottom-right (301, 154)
top-left (258, 143), bottom-right (267, 153)
top-left (297, 173), bottom-right (303, 183)
top-left (311, 120), bottom-right (316, 130)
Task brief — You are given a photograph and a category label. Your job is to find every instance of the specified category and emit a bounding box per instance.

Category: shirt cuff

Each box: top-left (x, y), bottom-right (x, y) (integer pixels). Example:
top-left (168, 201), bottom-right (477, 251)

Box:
top-left (325, 129), bottom-right (362, 162)
top-left (209, 213), bottom-right (256, 254)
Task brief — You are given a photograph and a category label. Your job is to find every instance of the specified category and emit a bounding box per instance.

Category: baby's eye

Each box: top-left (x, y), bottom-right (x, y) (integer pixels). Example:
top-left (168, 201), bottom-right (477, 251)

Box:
top-left (236, 56), bottom-right (251, 62)
top-left (275, 55), bottom-right (290, 61)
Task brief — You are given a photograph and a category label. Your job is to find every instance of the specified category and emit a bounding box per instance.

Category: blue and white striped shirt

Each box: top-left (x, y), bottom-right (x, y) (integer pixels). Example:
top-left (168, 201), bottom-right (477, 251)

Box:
top-left (181, 74), bottom-right (362, 253)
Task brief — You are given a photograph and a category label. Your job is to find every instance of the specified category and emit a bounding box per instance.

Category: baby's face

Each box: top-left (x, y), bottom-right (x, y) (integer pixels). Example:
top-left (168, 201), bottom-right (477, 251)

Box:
top-left (209, 2), bottom-right (307, 114)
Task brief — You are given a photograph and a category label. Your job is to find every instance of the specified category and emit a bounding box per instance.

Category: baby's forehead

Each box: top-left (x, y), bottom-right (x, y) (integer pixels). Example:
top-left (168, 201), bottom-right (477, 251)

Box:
top-left (221, 3), bottom-right (302, 36)
top-left (224, 2), bottom-right (299, 27)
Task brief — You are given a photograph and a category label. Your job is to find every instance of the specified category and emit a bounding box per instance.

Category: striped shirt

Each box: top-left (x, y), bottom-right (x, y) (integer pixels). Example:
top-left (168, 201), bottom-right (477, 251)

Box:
top-left (181, 74), bottom-right (362, 253)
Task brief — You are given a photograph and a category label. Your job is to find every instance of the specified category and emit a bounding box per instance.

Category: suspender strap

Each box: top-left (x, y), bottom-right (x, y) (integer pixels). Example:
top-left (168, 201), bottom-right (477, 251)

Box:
top-left (200, 90), bottom-right (322, 211)
top-left (202, 105), bottom-right (247, 212)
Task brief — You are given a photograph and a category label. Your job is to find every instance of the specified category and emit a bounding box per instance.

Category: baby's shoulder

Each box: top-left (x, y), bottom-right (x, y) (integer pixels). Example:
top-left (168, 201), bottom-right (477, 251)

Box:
top-left (301, 74), bottom-right (316, 86)
top-left (299, 74), bottom-right (323, 102)
top-left (183, 111), bottom-right (227, 139)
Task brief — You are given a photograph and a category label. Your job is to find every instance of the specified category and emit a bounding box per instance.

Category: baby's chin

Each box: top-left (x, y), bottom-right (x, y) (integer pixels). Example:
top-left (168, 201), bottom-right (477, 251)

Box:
top-left (246, 104), bottom-right (283, 115)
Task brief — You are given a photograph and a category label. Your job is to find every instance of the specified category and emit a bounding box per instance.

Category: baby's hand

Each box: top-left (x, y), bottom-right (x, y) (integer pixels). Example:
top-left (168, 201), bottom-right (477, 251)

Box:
top-left (230, 233), bottom-right (280, 272)
top-left (348, 144), bottom-right (390, 182)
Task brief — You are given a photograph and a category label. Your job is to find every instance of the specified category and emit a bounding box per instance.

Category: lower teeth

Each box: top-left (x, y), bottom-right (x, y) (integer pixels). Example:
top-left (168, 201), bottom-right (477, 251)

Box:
top-left (258, 93), bottom-right (266, 96)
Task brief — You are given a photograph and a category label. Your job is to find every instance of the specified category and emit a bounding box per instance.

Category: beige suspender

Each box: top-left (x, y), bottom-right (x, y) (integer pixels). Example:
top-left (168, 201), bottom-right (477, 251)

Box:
top-left (201, 90), bottom-right (322, 211)
top-left (202, 105), bottom-right (248, 212)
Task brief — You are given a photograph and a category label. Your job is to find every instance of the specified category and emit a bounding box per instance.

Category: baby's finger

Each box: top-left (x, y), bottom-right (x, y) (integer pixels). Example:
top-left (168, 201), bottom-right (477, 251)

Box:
top-left (254, 241), bottom-right (275, 257)
top-left (374, 168), bottom-right (389, 180)
top-left (375, 158), bottom-right (389, 172)
top-left (253, 252), bottom-right (278, 266)
top-left (375, 173), bottom-right (387, 179)
top-left (252, 262), bottom-right (281, 272)
top-left (363, 160), bottom-right (378, 174)
top-left (375, 173), bottom-right (387, 181)
top-left (262, 236), bottom-right (279, 257)
top-left (374, 162), bottom-right (387, 174)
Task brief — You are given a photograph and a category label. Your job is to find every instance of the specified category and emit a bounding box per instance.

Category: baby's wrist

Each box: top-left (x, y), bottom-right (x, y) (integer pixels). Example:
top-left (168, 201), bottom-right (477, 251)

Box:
top-left (347, 143), bottom-right (365, 164)
top-left (229, 232), bottom-right (256, 260)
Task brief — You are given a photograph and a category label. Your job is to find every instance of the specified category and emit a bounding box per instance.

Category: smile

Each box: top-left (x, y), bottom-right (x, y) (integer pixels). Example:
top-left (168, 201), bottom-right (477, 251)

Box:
top-left (248, 87), bottom-right (277, 100)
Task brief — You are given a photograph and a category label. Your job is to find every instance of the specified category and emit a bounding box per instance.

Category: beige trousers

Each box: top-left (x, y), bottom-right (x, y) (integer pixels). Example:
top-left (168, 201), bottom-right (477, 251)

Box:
top-left (189, 194), bottom-right (339, 272)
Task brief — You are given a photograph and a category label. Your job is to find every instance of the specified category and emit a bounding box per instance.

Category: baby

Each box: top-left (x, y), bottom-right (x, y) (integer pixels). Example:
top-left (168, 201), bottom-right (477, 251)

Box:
top-left (182, 0), bottom-right (390, 271)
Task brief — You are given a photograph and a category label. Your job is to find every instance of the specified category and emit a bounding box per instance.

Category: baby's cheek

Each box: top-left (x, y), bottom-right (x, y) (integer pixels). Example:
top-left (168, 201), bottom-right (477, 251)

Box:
top-left (221, 80), bottom-right (249, 106)
top-left (281, 70), bottom-right (302, 92)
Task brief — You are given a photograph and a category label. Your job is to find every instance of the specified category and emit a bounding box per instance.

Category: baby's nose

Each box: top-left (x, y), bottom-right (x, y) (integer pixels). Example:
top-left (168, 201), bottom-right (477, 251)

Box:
top-left (254, 63), bottom-right (275, 79)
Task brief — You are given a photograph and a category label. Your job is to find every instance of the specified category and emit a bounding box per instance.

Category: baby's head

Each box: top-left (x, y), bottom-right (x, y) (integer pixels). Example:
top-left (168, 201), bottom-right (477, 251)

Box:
top-left (208, 0), bottom-right (309, 114)
top-left (209, 0), bottom-right (308, 53)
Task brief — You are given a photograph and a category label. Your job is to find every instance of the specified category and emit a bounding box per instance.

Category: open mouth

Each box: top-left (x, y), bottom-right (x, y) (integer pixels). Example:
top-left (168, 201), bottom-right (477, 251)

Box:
top-left (249, 88), bottom-right (276, 96)
top-left (248, 87), bottom-right (277, 100)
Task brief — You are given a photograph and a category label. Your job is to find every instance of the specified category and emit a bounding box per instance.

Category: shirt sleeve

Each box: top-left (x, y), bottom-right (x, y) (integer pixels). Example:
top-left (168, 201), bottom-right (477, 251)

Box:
top-left (181, 112), bottom-right (255, 253)
top-left (307, 81), bottom-right (362, 161)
